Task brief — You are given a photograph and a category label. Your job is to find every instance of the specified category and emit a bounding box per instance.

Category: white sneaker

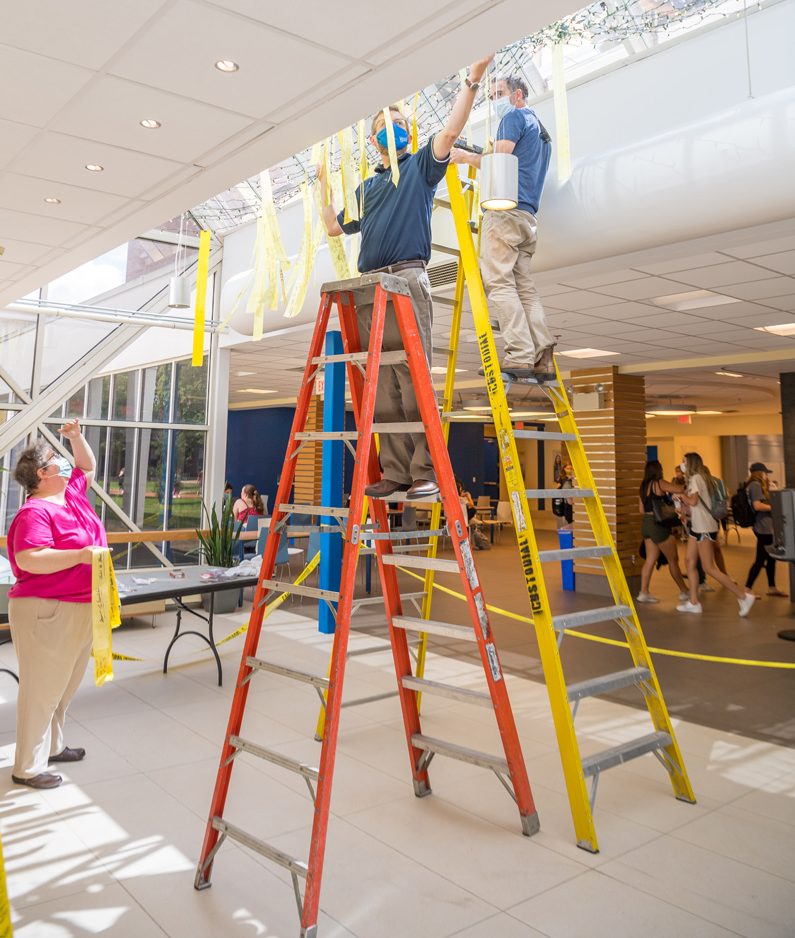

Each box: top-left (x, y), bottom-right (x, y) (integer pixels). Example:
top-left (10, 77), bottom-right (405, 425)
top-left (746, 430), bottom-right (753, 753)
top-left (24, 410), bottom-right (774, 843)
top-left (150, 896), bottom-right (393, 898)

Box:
top-left (738, 592), bottom-right (756, 618)
top-left (676, 600), bottom-right (703, 614)
top-left (636, 592), bottom-right (659, 604)
top-left (699, 583), bottom-right (715, 593)
top-left (678, 591), bottom-right (690, 602)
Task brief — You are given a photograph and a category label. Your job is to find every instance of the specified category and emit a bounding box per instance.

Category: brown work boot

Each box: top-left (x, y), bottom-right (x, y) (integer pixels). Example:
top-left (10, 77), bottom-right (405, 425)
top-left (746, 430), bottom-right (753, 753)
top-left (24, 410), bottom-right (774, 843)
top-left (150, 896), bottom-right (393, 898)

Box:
top-left (12, 773), bottom-right (62, 789)
top-left (533, 345), bottom-right (556, 378)
top-left (365, 479), bottom-right (407, 498)
top-left (406, 479), bottom-right (440, 500)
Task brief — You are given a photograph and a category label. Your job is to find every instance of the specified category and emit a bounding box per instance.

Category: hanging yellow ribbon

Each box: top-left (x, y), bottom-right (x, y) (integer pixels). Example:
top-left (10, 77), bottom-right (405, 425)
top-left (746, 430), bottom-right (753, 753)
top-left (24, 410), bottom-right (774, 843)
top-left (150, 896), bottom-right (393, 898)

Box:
top-left (191, 229), bottom-right (211, 366)
top-left (551, 43), bottom-right (572, 183)
top-left (357, 119), bottom-right (369, 218)
top-left (382, 107), bottom-right (400, 187)
top-left (91, 547), bottom-right (122, 687)
top-left (337, 127), bottom-right (359, 225)
top-left (284, 181), bottom-right (323, 318)
top-left (411, 92), bottom-right (419, 154)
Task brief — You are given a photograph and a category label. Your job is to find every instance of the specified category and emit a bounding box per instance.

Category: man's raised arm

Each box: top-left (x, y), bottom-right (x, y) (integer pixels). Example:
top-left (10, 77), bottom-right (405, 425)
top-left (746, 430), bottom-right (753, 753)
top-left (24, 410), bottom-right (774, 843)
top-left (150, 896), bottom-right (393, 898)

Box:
top-left (316, 160), bottom-right (344, 237)
top-left (432, 54), bottom-right (494, 161)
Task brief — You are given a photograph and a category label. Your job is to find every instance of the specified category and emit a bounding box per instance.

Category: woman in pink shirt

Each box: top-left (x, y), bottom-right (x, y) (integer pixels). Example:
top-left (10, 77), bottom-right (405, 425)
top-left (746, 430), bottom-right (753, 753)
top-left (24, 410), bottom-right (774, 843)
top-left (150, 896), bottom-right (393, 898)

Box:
top-left (6, 419), bottom-right (106, 789)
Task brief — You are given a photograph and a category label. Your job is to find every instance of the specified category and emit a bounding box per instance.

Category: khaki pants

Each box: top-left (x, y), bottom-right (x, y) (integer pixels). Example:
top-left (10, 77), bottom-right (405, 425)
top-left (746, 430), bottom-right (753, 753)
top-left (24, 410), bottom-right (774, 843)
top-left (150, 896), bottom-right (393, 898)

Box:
top-left (356, 267), bottom-right (436, 484)
top-left (9, 597), bottom-right (93, 778)
top-left (480, 209), bottom-right (554, 368)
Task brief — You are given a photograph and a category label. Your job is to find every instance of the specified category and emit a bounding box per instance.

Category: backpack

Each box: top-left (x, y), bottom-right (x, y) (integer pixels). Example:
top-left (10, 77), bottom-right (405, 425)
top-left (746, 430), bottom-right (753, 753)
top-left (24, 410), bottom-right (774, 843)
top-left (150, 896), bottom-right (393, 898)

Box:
top-left (700, 477), bottom-right (729, 522)
top-left (731, 483), bottom-right (756, 528)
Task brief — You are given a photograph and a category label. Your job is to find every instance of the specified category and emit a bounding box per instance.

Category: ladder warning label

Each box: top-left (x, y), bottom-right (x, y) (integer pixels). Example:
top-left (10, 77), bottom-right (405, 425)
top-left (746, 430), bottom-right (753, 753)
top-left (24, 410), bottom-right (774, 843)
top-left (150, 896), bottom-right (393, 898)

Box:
top-left (511, 492), bottom-right (527, 532)
top-left (474, 591), bottom-right (489, 639)
top-left (485, 643), bottom-right (502, 681)
top-left (459, 539), bottom-right (479, 590)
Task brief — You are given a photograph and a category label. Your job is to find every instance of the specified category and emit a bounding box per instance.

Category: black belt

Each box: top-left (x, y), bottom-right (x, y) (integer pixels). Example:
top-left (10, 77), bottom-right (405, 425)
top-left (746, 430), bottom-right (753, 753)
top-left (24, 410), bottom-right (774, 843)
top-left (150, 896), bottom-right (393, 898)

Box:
top-left (367, 260), bottom-right (426, 275)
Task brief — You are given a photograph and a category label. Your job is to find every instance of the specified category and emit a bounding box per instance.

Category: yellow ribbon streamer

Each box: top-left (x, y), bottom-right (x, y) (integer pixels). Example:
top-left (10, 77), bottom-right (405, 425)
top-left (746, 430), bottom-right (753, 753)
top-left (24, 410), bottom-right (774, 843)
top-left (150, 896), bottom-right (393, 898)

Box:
top-left (396, 566), bottom-right (795, 670)
top-left (191, 229), bottom-right (211, 366)
top-left (357, 119), bottom-right (369, 217)
top-left (337, 126), bottom-right (359, 225)
top-left (285, 182), bottom-right (323, 318)
top-left (551, 43), bottom-right (572, 183)
top-left (411, 92), bottom-right (419, 154)
top-left (91, 547), bottom-right (122, 686)
top-left (382, 107), bottom-right (400, 187)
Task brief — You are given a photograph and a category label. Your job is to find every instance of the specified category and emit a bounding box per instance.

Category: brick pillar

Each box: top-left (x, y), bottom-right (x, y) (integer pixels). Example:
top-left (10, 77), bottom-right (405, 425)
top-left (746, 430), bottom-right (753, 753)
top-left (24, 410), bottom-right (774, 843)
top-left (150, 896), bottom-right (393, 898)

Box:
top-left (569, 366), bottom-right (646, 596)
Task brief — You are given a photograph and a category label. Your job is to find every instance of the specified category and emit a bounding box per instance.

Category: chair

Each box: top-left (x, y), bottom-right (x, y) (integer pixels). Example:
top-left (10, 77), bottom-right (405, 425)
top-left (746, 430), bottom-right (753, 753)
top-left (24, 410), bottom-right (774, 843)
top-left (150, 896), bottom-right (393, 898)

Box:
top-left (494, 501), bottom-right (513, 541)
top-left (476, 494), bottom-right (493, 521)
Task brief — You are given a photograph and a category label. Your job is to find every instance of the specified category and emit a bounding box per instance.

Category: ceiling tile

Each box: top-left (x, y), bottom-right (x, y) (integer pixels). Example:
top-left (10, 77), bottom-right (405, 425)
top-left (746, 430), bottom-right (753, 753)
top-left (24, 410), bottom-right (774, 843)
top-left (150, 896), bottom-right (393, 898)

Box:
top-left (719, 277), bottom-right (795, 300)
top-left (49, 76), bottom-right (255, 164)
top-left (589, 277), bottom-right (690, 301)
top-left (0, 174), bottom-right (127, 225)
top-left (0, 207), bottom-right (89, 246)
top-left (584, 301), bottom-right (663, 320)
top-left (632, 252), bottom-right (734, 275)
top-left (536, 283), bottom-right (577, 297)
top-left (109, 1), bottom-right (350, 120)
top-left (0, 258), bottom-right (29, 278)
top-left (558, 268), bottom-right (647, 289)
top-left (669, 260), bottom-right (781, 289)
top-left (757, 294), bottom-right (795, 313)
top-left (723, 235), bottom-right (795, 259)
top-left (0, 45), bottom-right (93, 127)
top-left (751, 251), bottom-right (795, 276)
top-left (543, 290), bottom-right (621, 311)
top-left (8, 132), bottom-right (184, 199)
top-left (0, 238), bottom-right (52, 265)
top-left (1, 1), bottom-right (167, 69)
top-left (0, 121), bottom-right (40, 171)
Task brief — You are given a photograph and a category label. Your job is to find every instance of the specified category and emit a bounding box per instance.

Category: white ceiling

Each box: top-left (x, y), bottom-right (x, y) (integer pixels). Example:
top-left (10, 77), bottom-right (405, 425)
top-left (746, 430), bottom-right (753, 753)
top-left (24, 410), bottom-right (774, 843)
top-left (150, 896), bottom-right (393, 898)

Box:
top-left (0, 0), bottom-right (578, 306)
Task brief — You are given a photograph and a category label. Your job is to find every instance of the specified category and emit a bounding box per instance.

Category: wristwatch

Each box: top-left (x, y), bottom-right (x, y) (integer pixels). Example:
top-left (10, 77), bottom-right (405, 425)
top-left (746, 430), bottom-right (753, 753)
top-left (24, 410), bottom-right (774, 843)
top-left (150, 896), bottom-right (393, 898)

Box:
top-left (464, 77), bottom-right (480, 92)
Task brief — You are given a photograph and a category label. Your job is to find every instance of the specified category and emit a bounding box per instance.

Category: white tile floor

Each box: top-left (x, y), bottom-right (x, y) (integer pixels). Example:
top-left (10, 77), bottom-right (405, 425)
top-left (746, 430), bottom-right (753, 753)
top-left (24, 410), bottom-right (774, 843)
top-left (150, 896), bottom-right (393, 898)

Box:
top-left (1, 604), bottom-right (794, 938)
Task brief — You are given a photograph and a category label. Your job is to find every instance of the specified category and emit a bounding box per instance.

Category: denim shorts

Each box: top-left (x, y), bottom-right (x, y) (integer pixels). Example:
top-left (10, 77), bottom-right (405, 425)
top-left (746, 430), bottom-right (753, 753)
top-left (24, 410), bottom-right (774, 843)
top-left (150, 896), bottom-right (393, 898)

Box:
top-left (686, 523), bottom-right (718, 543)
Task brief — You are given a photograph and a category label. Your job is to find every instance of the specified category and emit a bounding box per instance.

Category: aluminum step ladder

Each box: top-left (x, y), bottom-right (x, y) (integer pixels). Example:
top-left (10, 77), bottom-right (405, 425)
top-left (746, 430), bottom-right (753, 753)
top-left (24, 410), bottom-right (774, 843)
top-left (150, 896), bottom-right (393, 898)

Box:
top-left (195, 272), bottom-right (540, 936)
top-left (438, 164), bottom-right (695, 854)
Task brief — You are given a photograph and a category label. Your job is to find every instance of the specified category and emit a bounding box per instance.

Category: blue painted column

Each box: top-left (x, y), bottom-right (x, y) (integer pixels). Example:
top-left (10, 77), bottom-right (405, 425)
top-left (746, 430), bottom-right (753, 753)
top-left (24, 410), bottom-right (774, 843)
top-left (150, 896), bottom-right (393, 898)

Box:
top-left (319, 331), bottom-right (344, 633)
top-left (559, 528), bottom-right (575, 591)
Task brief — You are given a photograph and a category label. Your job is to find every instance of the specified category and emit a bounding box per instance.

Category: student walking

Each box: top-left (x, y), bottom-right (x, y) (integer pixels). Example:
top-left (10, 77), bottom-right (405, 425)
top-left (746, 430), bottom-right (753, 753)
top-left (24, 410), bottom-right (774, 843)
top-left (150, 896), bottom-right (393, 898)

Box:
top-left (744, 462), bottom-right (786, 596)
top-left (636, 460), bottom-right (688, 604)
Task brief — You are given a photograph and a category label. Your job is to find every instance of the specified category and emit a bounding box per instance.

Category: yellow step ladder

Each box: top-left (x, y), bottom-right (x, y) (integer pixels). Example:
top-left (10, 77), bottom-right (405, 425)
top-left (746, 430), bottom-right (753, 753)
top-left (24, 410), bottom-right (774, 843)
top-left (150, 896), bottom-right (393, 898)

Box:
top-left (439, 164), bottom-right (695, 853)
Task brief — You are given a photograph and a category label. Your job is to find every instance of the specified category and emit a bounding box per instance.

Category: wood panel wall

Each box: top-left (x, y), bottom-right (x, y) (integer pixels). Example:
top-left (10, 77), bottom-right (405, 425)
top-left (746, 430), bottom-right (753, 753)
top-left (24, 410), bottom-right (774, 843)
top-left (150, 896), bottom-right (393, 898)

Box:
top-left (293, 395), bottom-right (323, 506)
top-left (570, 367), bottom-right (646, 581)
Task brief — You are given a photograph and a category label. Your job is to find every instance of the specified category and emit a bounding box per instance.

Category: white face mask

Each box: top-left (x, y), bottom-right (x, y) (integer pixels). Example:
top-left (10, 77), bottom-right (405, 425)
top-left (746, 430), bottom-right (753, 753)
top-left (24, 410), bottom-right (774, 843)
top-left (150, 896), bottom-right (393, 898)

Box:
top-left (679, 461), bottom-right (687, 474)
top-left (494, 95), bottom-right (512, 120)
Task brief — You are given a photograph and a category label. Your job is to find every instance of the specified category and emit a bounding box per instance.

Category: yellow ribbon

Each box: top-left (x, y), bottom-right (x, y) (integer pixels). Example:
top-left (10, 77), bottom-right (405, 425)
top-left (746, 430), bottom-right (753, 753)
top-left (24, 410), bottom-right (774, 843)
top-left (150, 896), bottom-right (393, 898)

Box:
top-left (337, 126), bottom-right (359, 225)
top-left (191, 229), bottom-right (211, 366)
top-left (357, 119), bottom-right (369, 217)
top-left (285, 182), bottom-right (323, 318)
top-left (411, 92), bottom-right (419, 154)
top-left (382, 107), bottom-right (400, 187)
top-left (91, 548), bottom-right (122, 686)
top-left (551, 43), bottom-right (572, 183)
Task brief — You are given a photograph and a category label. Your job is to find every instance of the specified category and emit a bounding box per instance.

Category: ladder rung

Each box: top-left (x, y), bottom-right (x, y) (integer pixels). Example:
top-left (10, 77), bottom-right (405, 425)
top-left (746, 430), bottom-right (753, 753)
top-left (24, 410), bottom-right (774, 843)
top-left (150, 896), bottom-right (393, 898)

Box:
top-left (311, 350), bottom-right (406, 365)
top-left (503, 375), bottom-right (560, 388)
top-left (211, 818), bottom-right (308, 878)
top-left (567, 666), bottom-right (652, 702)
top-left (279, 503), bottom-right (349, 518)
top-left (351, 590), bottom-right (425, 608)
top-left (430, 295), bottom-right (456, 307)
top-left (261, 579), bottom-right (340, 602)
top-left (402, 676), bottom-right (492, 708)
top-left (411, 734), bottom-right (508, 772)
top-left (364, 528), bottom-right (446, 541)
top-left (371, 491), bottom-right (441, 503)
top-left (246, 656), bottom-right (329, 689)
top-left (431, 242), bottom-right (461, 256)
top-left (581, 731), bottom-right (672, 777)
top-left (295, 431), bottom-right (358, 441)
top-left (372, 422), bottom-right (425, 434)
top-left (513, 430), bottom-right (576, 442)
top-left (229, 735), bottom-right (319, 781)
top-left (525, 488), bottom-right (594, 499)
top-left (552, 604), bottom-right (633, 631)
top-left (392, 616), bottom-right (476, 642)
top-left (392, 542), bottom-right (435, 553)
top-left (383, 554), bottom-right (459, 573)
top-left (538, 546), bottom-right (613, 563)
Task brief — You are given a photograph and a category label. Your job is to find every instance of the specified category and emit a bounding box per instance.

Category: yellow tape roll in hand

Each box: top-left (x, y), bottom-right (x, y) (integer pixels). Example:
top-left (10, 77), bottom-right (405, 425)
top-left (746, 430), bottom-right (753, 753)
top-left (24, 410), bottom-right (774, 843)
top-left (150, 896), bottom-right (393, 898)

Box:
top-left (91, 547), bottom-right (122, 687)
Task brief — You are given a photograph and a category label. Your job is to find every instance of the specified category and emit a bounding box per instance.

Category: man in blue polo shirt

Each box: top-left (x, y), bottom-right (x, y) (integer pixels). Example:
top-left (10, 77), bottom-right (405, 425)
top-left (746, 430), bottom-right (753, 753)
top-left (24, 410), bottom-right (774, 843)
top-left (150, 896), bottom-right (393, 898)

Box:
top-left (319, 54), bottom-right (492, 499)
top-left (452, 75), bottom-right (555, 378)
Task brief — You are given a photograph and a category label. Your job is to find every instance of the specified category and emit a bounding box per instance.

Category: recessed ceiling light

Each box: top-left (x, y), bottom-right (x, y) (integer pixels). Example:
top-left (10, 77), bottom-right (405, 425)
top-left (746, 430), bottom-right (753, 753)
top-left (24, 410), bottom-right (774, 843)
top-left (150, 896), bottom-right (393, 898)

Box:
top-left (650, 289), bottom-right (740, 311)
top-left (239, 388), bottom-right (276, 394)
top-left (140, 118), bottom-right (161, 129)
top-left (214, 59), bottom-right (239, 72)
top-left (697, 410), bottom-right (723, 415)
top-left (85, 163), bottom-right (104, 172)
top-left (645, 405), bottom-right (697, 416)
top-left (714, 370), bottom-right (744, 378)
top-left (557, 348), bottom-right (619, 359)
top-left (430, 366), bottom-right (465, 374)
top-left (236, 370), bottom-right (255, 377)
top-left (754, 322), bottom-right (795, 336)
top-left (43, 196), bottom-right (61, 204)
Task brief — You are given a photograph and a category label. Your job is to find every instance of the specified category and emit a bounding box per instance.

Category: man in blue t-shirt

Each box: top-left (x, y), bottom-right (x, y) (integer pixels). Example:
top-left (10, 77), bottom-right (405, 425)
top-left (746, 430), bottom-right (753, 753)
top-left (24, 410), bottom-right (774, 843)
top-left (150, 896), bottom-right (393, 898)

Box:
top-left (319, 54), bottom-right (492, 500)
top-left (452, 75), bottom-right (555, 378)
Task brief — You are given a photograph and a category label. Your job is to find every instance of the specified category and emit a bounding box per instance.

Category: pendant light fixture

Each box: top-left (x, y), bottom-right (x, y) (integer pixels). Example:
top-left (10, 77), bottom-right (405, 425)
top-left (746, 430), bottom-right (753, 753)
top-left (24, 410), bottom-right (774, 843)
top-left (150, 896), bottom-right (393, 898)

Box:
top-left (480, 67), bottom-right (518, 211)
top-left (168, 213), bottom-right (190, 308)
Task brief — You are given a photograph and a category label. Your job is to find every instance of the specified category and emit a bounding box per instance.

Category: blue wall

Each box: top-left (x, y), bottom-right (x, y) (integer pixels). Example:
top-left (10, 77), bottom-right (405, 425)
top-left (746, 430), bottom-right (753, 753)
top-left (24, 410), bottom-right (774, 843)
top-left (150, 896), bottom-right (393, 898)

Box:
top-left (226, 407), bottom-right (295, 514)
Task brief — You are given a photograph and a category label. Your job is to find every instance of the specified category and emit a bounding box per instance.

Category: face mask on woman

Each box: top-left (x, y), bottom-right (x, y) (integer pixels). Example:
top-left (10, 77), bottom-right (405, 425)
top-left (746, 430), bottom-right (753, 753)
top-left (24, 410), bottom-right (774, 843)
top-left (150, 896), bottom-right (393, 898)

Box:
top-left (47, 456), bottom-right (72, 479)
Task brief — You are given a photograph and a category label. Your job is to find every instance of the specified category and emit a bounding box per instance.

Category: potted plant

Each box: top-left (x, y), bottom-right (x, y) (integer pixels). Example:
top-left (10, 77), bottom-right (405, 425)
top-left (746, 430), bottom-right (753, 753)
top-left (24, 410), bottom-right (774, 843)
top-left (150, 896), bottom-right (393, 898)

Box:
top-left (195, 499), bottom-right (241, 614)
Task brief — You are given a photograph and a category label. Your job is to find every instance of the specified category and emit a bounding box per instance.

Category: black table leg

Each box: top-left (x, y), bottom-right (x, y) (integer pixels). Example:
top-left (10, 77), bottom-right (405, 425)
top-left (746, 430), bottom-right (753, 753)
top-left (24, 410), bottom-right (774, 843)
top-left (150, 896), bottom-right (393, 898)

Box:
top-left (162, 595), bottom-right (224, 686)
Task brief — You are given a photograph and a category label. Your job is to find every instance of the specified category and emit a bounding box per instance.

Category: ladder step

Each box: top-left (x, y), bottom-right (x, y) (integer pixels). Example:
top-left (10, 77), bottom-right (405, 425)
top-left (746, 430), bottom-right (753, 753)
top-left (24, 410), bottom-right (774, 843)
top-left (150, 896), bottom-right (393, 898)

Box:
top-left (229, 735), bottom-right (319, 781)
top-left (246, 656), bottom-right (329, 689)
top-left (295, 430), bottom-right (358, 441)
top-left (372, 422), bottom-right (425, 434)
top-left (430, 295), bottom-right (456, 307)
top-left (370, 490), bottom-right (441, 503)
top-left (279, 503), bottom-right (349, 518)
top-left (402, 675), bottom-right (492, 707)
top-left (392, 616), bottom-right (476, 642)
top-left (311, 350), bottom-right (406, 366)
top-left (581, 731), bottom-right (672, 777)
top-left (364, 528), bottom-right (446, 541)
top-left (351, 590), bottom-right (426, 608)
top-left (552, 604), bottom-right (633, 631)
top-left (513, 430), bottom-right (576, 442)
top-left (211, 818), bottom-right (308, 878)
top-left (411, 734), bottom-right (509, 772)
top-left (567, 666), bottom-right (652, 702)
top-left (538, 546), bottom-right (613, 563)
top-left (382, 554), bottom-right (459, 573)
top-left (431, 242), bottom-right (461, 257)
top-left (392, 542), bottom-right (436, 553)
top-left (525, 488), bottom-right (594, 499)
top-left (261, 580), bottom-right (340, 602)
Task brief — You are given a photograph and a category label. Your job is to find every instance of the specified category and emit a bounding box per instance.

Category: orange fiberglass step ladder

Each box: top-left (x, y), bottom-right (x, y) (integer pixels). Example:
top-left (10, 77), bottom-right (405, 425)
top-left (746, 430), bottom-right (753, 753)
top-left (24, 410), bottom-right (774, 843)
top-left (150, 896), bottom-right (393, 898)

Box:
top-left (194, 272), bottom-right (540, 937)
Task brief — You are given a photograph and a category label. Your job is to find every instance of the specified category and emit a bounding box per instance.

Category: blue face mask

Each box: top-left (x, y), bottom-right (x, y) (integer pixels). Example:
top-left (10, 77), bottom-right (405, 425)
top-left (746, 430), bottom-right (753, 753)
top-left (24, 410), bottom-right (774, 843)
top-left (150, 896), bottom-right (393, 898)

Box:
top-left (376, 124), bottom-right (409, 151)
top-left (494, 96), bottom-right (512, 120)
top-left (49, 456), bottom-right (72, 479)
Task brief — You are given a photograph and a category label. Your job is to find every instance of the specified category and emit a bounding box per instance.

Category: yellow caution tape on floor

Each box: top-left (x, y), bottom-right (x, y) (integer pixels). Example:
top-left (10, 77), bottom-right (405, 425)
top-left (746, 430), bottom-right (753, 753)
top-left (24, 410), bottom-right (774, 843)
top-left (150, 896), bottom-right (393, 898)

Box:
top-left (396, 567), bottom-right (795, 670)
top-left (91, 548), bottom-right (122, 686)
top-left (0, 834), bottom-right (10, 938)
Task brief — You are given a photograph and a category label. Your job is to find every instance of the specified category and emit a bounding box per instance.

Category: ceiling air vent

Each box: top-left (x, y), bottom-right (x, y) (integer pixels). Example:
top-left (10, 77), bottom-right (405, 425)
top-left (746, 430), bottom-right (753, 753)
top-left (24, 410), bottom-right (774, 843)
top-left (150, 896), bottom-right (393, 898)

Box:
top-left (427, 260), bottom-right (458, 288)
